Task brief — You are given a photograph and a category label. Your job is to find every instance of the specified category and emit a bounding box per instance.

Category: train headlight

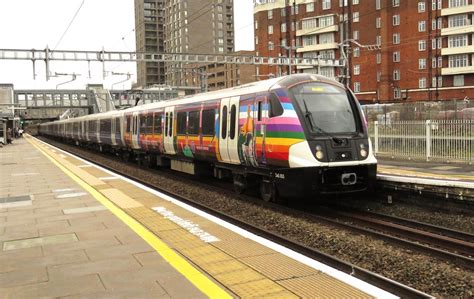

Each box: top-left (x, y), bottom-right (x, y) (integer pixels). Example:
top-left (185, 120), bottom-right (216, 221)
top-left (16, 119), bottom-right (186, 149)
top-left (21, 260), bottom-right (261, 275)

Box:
top-left (315, 145), bottom-right (324, 160)
top-left (359, 143), bottom-right (368, 158)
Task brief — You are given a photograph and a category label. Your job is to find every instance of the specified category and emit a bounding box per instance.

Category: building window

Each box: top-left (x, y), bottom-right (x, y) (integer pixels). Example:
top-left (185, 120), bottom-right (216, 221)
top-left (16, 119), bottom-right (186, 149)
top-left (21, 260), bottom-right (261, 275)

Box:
top-left (268, 42), bottom-right (274, 51)
top-left (453, 75), bottom-right (464, 86)
top-left (438, 17), bottom-right (442, 29)
top-left (376, 17), bottom-right (381, 28)
top-left (393, 33), bottom-right (400, 44)
top-left (353, 47), bottom-right (360, 57)
top-left (353, 0), bottom-right (359, 4)
top-left (432, 57), bottom-right (437, 68)
top-left (432, 38), bottom-right (437, 49)
top-left (268, 25), bottom-right (273, 34)
top-left (255, 36), bottom-right (258, 45)
top-left (377, 71), bottom-right (381, 82)
top-left (353, 12), bottom-right (359, 22)
top-left (393, 0), bottom-right (400, 7)
top-left (394, 88), bottom-right (401, 99)
top-left (268, 10), bottom-right (273, 19)
top-left (419, 77), bottom-right (427, 88)
top-left (393, 51), bottom-right (400, 62)
top-left (306, 3), bottom-right (314, 12)
top-left (354, 82), bottom-right (360, 92)
top-left (255, 20), bottom-right (258, 29)
top-left (449, 0), bottom-right (468, 7)
top-left (281, 23), bottom-right (287, 32)
top-left (323, 0), bottom-right (331, 10)
top-left (393, 69), bottom-right (400, 80)
top-left (354, 65), bottom-right (360, 75)
top-left (438, 56), bottom-right (443, 67)
top-left (419, 58), bottom-right (426, 69)
top-left (418, 21), bottom-right (426, 32)
top-left (432, 0), bottom-right (437, 10)
top-left (281, 8), bottom-right (286, 17)
top-left (353, 30), bottom-right (359, 40)
top-left (448, 14), bottom-right (468, 27)
top-left (449, 54), bottom-right (469, 68)
top-left (376, 0), bottom-right (381, 9)
top-left (418, 40), bottom-right (426, 51)
top-left (376, 35), bottom-right (382, 45)
top-left (418, 1), bottom-right (426, 12)
top-left (448, 35), bottom-right (467, 47)
top-left (437, 37), bottom-right (442, 49)
top-left (376, 53), bottom-right (381, 64)
top-left (393, 15), bottom-right (400, 26)
top-left (302, 18), bottom-right (317, 30)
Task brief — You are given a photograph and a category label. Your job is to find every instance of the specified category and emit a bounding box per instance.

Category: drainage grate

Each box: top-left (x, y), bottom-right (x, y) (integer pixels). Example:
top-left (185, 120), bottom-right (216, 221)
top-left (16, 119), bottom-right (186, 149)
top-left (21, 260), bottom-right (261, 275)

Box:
top-left (0, 195), bottom-right (32, 204)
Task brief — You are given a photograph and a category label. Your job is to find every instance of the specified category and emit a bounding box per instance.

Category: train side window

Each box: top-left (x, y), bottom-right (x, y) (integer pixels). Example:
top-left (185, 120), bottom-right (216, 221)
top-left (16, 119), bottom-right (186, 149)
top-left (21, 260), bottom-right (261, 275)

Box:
top-left (126, 117), bottom-right (130, 133)
top-left (202, 109), bottom-right (215, 136)
top-left (169, 112), bottom-right (173, 136)
top-left (269, 93), bottom-right (284, 117)
top-left (146, 115), bottom-right (153, 134)
top-left (257, 101), bottom-right (262, 121)
top-left (154, 113), bottom-right (162, 134)
top-left (177, 112), bottom-right (187, 135)
top-left (188, 111), bottom-right (200, 135)
top-left (229, 104), bottom-right (236, 139)
top-left (221, 106), bottom-right (228, 139)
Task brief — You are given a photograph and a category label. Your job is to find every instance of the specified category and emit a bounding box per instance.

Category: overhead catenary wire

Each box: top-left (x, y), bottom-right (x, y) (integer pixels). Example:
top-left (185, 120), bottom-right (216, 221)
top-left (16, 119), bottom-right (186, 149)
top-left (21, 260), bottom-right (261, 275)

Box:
top-left (53, 0), bottom-right (86, 51)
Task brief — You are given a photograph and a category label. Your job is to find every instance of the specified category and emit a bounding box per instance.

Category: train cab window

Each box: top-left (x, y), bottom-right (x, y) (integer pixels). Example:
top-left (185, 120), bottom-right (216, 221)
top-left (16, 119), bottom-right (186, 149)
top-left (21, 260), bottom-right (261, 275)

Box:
top-left (202, 109), bottom-right (215, 136)
top-left (257, 101), bottom-right (262, 121)
top-left (177, 112), bottom-right (187, 135)
top-left (188, 111), bottom-right (200, 135)
top-left (168, 112), bottom-right (173, 136)
top-left (269, 93), bottom-right (284, 117)
top-left (229, 105), bottom-right (236, 139)
top-left (154, 113), bottom-right (162, 134)
top-left (221, 106), bottom-right (228, 139)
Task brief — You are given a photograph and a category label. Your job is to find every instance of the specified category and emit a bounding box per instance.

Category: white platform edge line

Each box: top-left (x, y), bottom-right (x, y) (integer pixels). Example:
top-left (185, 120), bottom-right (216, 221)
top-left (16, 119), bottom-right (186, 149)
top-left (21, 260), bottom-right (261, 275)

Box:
top-left (33, 137), bottom-right (402, 299)
top-left (377, 174), bottom-right (474, 190)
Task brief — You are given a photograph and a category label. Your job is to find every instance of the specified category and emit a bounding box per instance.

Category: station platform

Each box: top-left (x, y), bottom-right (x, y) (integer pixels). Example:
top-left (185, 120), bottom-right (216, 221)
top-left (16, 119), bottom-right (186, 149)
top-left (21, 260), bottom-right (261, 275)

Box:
top-left (0, 137), bottom-right (395, 298)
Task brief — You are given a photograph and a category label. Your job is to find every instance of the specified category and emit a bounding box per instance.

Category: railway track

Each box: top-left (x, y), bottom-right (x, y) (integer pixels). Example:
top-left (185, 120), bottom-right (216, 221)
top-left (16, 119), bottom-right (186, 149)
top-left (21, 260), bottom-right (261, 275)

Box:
top-left (307, 207), bottom-right (474, 270)
top-left (37, 136), bottom-right (432, 298)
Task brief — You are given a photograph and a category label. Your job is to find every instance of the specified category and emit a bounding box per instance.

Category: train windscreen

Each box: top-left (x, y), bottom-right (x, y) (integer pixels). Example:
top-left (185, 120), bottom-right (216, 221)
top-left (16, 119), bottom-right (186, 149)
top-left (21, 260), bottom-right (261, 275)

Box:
top-left (291, 82), bottom-right (357, 134)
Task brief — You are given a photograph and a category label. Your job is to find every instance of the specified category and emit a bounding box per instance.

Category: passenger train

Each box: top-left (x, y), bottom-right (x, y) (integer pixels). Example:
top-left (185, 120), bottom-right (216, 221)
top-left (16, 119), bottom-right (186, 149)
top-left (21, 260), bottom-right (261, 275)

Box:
top-left (39, 74), bottom-right (377, 202)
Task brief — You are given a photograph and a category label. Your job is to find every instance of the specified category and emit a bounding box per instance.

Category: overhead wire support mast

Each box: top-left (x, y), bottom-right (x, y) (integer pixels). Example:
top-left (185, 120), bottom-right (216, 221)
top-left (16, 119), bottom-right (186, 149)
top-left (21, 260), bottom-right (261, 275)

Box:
top-left (1, 47), bottom-right (345, 78)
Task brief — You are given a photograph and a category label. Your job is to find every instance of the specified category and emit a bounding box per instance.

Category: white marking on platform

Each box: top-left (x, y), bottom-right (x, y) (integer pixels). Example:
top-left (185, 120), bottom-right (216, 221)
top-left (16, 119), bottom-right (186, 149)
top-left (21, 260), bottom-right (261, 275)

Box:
top-left (153, 207), bottom-right (220, 243)
top-left (0, 201), bottom-right (32, 209)
top-left (78, 164), bottom-right (93, 168)
top-left (59, 154), bottom-right (67, 158)
top-left (99, 176), bottom-right (120, 181)
top-left (11, 173), bottom-right (39, 176)
top-left (55, 192), bottom-right (88, 199)
top-left (63, 205), bottom-right (107, 214)
top-left (53, 188), bottom-right (76, 193)
top-left (35, 138), bottom-right (403, 299)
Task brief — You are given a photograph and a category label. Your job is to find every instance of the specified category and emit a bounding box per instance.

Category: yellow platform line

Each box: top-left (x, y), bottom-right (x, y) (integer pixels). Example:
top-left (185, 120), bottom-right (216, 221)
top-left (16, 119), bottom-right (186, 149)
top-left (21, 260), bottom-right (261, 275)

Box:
top-left (27, 136), bottom-right (232, 299)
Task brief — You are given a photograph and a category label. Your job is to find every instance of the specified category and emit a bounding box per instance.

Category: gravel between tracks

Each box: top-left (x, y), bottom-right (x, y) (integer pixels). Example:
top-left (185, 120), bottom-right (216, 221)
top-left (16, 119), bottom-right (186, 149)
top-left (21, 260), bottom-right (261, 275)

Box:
top-left (43, 139), bottom-right (474, 298)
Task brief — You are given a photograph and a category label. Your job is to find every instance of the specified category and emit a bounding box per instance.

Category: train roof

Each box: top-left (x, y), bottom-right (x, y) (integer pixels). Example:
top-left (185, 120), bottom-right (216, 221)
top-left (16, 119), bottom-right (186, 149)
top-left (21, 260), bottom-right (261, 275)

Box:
top-left (42, 74), bottom-right (342, 125)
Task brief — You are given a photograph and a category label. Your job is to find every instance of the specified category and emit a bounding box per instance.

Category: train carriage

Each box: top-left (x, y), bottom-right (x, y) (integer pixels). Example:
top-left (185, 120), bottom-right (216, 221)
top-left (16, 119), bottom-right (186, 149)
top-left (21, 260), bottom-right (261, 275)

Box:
top-left (39, 74), bottom-right (377, 202)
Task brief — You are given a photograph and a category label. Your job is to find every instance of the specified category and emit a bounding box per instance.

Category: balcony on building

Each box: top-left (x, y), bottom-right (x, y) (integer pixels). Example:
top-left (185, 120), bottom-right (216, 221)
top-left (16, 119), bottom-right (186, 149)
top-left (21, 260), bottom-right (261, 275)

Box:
top-left (441, 3), bottom-right (474, 16)
top-left (297, 15), bottom-right (338, 37)
top-left (296, 43), bottom-right (338, 53)
top-left (442, 45), bottom-right (474, 56)
top-left (442, 65), bottom-right (474, 75)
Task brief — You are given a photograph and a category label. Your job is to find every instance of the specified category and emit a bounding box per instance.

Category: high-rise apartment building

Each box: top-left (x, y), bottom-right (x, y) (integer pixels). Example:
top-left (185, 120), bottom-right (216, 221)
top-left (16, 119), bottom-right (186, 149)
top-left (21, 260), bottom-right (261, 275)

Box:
top-left (134, 0), bottom-right (166, 87)
top-left (254, 0), bottom-right (473, 103)
top-left (135, 0), bottom-right (235, 89)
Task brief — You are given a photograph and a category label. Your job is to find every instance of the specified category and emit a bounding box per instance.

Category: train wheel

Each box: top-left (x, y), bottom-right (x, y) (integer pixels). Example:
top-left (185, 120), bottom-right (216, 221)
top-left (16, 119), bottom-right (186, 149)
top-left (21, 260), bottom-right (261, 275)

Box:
top-left (260, 180), bottom-right (277, 202)
top-left (233, 174), bottom-right (247, 194)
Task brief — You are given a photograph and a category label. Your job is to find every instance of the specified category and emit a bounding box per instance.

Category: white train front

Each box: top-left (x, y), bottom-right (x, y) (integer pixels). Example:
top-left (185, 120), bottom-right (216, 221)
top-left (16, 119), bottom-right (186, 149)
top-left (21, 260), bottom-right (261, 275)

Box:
top-left (39, 74), bottom-right (377, 202)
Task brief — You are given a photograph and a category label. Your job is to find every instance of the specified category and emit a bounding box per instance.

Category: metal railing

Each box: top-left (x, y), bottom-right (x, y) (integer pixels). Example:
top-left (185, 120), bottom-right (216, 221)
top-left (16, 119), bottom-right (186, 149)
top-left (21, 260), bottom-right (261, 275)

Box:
top-left (370, 120), bottom-right (473, 164)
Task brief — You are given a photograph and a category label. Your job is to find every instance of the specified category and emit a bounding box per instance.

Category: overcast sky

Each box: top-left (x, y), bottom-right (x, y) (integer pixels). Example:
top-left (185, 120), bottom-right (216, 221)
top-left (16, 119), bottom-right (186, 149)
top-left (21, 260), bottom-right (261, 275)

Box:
top-left (0, 0), bottom-right (254, 89)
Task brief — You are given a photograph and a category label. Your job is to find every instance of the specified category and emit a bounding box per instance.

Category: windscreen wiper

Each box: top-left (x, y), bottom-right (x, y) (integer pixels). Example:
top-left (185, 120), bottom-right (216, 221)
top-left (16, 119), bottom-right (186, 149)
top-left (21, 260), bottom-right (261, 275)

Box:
top-left (302, 99), bottom-right (343, 144)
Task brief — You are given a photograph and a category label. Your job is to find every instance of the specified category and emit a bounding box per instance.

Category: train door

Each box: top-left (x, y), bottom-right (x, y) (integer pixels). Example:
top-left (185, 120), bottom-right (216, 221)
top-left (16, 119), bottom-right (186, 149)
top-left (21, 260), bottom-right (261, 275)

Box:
top-left (255, 95), bottom-right (268, 164)
top-left (131, 112), bottom-right (140, 149)
top-left (219, 96), bottom-right (240, 164)
top-left (164, 106), bottom-right (176, 154)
